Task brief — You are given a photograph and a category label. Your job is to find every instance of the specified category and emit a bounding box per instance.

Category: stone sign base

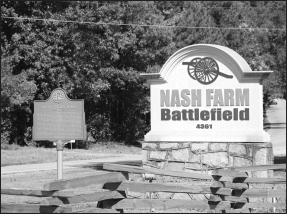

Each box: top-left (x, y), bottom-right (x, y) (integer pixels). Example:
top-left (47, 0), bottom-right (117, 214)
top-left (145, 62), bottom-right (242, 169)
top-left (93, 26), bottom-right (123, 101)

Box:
top-left (129, 142), bottom-right (275, 206)
top-left (142, 142), bottom-right (274, 178)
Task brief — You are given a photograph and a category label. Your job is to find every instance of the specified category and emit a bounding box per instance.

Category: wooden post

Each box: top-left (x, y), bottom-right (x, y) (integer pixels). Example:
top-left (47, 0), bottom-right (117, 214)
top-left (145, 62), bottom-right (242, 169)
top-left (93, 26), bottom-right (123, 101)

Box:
top-left (98, 172), bottom-right (129, 213)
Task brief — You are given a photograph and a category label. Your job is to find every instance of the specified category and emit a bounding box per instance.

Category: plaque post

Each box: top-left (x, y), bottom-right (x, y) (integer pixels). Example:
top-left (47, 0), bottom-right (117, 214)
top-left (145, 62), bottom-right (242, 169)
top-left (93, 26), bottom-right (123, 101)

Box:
top-left (56, 140), bottom-right (64, 180)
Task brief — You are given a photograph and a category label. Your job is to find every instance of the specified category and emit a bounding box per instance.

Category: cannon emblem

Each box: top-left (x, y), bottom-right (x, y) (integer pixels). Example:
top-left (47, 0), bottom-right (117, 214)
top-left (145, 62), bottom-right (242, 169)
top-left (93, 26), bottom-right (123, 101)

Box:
top-left (182, 57), bottom-right (233, 85)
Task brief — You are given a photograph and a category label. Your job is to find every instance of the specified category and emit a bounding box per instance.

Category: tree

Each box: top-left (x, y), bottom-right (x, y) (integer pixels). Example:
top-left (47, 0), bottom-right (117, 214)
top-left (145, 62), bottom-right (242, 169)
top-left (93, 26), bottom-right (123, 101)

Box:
top-left (1, 56), bottom-right (37, 145)
top-left (1, 1), bottom-right (176, 144)
top-left (174, 1), bottom-right (286, 103)
top-left (2, 1), bottom-right (285, 145)
top-left (1, 1), bottom-right (72, 144)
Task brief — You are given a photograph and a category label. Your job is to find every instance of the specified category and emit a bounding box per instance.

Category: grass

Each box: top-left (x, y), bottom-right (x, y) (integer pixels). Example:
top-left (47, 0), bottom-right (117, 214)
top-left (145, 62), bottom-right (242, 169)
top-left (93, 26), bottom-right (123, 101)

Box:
top-left (1, 141), bottom-right (142, 167)
top-left (88, 141), bottom-right (142, 154)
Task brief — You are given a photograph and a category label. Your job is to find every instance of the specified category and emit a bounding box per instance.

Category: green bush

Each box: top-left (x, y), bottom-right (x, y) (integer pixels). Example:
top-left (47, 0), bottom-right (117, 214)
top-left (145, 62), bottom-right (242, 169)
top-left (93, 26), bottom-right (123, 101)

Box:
top-left (75, 140), bottom-right (94, 150)
top-left (1, 131), bottom-right (10, 145)
top-left (1, 143), bottom-right (22, 150)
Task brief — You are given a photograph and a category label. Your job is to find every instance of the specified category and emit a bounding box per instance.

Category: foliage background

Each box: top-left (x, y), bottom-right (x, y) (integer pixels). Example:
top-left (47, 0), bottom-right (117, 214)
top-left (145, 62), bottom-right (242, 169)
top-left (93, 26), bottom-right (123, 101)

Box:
top-left (1, 1), bottom-right (286, 146)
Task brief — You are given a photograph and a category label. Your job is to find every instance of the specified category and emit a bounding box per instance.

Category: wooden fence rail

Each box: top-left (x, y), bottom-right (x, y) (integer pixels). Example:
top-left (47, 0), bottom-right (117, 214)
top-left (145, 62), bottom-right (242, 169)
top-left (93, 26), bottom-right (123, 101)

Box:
top-left (1, 188), bottom-right (74, 197)
top-left (43, 191), bottom-right (126, 205)
top-left (99, 199), bottom-right (286, 210)
top-left (228, 164), bottom-right (286, 171)
top-left (212, 181), bottom-right (249, 189)
top-left (99, 163), bottom-right (286, 212)
top-left (232, 189), bottom-right (286, 198)
top-left (103, 181), bottom-right (233, 195)
top-left (43, 172), bottom-right (128, 191)
top-left (102, 181), bottom-right (286, 198)
top-left (100, 199), bottom-right (232, 210)
top-left (103, 163), bottom-right (286, 184)
top-left (209, 195), bottom-right (248, 203)
top-left (1, 163), bottom-right (286, 213)
top-left (77, 208), bottom-right (120, 213)
top-left (1, 203), bottom-right (72, 213)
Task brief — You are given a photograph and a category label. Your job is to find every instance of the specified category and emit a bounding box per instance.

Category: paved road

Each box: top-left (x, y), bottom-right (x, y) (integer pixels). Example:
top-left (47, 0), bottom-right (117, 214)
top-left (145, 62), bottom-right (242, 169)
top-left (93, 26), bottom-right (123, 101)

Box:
top-left (1, 154), bottom-right (142, 174)
top-left (264, 98), bottom-right (286, 156)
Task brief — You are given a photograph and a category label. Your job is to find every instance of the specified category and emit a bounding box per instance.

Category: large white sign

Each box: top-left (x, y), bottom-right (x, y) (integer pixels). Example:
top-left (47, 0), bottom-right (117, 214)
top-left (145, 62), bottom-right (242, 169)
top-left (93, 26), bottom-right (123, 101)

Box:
top-left (141, 44), bottom-right (272, 142)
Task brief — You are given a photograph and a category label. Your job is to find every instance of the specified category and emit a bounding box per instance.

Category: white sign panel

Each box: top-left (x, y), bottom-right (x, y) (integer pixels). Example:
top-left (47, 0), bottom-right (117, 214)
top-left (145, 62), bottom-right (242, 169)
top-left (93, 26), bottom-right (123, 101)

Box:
top-left (141, 44), bottom-right (272, 142)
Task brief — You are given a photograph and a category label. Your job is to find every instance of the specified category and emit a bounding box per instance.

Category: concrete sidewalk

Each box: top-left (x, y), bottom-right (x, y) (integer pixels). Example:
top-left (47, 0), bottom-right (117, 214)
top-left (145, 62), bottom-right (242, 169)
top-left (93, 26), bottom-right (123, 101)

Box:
top-left (264, 98), bottom-right (286, 156)
top-left (1, 154), bottom-right (142, 175)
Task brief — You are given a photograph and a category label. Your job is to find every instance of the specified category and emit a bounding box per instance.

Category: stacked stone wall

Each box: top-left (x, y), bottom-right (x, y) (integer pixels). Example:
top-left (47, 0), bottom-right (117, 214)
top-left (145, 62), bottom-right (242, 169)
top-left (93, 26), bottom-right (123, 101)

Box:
top-left (142, 142), bottom-right (274, 177)
top-left (127, 142), bottom-right (275, 205)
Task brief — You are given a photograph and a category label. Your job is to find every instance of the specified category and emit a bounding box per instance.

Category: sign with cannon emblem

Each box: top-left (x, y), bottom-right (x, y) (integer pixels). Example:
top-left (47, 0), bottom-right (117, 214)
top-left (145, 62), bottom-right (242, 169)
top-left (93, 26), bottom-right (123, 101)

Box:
top-left (141, 44), bottom-right (272, 142)
top-left (32, 88), bottom-right (87, 141)
top-left (182, 57), bottom-right (233, 85)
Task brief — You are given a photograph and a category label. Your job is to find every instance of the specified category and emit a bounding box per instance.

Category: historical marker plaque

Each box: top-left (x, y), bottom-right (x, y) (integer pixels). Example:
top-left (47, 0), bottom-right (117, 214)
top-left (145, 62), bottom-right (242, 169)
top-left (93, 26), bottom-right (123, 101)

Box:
top-left (32, 88), bottom-right (87, 141)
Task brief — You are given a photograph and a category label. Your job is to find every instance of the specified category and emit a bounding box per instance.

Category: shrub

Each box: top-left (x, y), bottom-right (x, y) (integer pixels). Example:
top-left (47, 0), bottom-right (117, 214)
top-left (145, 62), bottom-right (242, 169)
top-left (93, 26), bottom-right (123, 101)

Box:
top-left (1, 131), bottom-right (10, 145)
top-left (75, 140), bottom-right (94, 150)
top-left (1, 143), bottom-right (22, 150)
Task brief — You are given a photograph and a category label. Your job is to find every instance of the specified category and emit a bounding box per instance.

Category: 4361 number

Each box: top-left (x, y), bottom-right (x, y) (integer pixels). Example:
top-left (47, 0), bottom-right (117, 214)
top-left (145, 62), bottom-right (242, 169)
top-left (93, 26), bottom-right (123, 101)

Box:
top-left (196, 124), bottom-right (212, 129)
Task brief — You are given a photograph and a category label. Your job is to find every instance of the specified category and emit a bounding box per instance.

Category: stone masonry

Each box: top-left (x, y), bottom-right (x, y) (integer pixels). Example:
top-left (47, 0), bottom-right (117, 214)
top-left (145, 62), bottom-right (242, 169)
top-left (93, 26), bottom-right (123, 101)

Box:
top-left (128, 142), bottom-right (273, 206)
top-left (138, 142), bottom-right (274, 204)
top-left (142, 142), bottom-right (274, 177)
